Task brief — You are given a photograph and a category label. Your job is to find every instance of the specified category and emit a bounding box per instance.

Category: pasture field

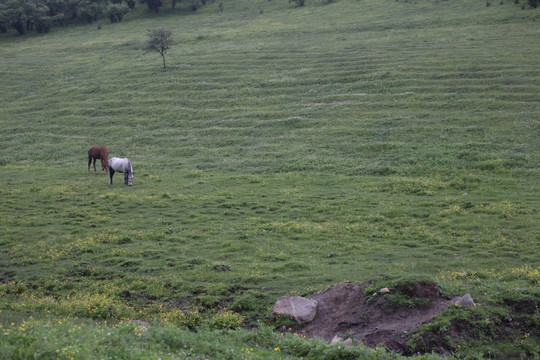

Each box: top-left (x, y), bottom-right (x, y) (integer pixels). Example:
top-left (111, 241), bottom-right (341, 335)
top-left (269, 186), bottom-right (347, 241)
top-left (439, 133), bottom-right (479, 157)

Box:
top-left (1, 0), bottom-right (539, 358)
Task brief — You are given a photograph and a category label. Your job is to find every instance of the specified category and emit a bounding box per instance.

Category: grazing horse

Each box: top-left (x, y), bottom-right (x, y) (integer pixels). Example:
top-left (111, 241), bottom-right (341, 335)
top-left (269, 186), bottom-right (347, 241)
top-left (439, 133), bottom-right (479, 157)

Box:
top-left (88, 146), bottom-right (109, 172)
top-left (109, 157), bottom-right (133, 186)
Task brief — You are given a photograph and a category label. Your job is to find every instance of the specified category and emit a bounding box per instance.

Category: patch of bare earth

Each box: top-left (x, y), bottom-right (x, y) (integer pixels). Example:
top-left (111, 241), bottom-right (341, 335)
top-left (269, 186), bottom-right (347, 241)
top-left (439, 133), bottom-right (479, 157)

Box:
top-left (282, 282), bottom-right (452, 354)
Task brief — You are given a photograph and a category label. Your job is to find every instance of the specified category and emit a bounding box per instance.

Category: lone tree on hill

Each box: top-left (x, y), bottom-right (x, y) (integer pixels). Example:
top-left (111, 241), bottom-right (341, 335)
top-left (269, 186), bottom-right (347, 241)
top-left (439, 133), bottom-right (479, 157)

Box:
top-left (144, 28), bottom-right (174, 69)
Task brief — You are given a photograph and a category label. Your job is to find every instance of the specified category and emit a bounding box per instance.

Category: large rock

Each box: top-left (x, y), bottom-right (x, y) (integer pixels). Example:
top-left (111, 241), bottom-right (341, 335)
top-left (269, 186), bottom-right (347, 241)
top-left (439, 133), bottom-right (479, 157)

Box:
top-left (330, 335), bottom-right (354, 346)
top-left (452, 293), bottom-right (476, 308)
top-left (272, 296), bottom-right (318, 323)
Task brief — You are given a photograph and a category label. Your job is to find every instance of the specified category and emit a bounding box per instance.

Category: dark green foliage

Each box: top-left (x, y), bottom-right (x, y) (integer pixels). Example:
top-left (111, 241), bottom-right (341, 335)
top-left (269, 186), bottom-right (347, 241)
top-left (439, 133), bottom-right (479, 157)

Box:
top-left (34, 14), bottom-right (57, 33)
top-left (0, 0), bottom-right (132, 34)
top-left (188, 0), bottom-right (201, 11)
top-left (173, 0), bottom-right (208, 11)
top-left (106, 2), bottom-right (128, 22)
top-left (140, 0), bottom-right (162, 13)
top-left (77, 0), bottom-right (105, 23)
top-left (44, 0), bottom-right (71, 18)
top-left (0, 0), bottom-right (52, 35)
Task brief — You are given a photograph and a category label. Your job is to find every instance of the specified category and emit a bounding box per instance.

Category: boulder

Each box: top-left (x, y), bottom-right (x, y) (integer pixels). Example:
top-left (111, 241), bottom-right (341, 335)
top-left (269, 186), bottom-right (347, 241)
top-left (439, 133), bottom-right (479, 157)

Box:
top-left (452, 293), bottom-right (476, 308)
top-left (330, 335), bottom-right (354, 346)
top-left (272, 296), bottom-right (318, 323)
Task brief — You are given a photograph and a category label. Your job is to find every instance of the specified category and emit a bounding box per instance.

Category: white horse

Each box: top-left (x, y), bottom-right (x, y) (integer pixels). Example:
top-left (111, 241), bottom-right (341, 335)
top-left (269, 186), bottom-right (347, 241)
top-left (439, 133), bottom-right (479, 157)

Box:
top-left (108, 157), bottom-right (133, 186)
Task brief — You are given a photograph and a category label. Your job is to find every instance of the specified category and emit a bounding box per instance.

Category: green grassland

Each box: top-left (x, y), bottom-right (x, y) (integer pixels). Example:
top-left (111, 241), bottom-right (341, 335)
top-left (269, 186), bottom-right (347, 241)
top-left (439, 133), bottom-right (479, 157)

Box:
top-left (1, 0), bottom-right (539, 358)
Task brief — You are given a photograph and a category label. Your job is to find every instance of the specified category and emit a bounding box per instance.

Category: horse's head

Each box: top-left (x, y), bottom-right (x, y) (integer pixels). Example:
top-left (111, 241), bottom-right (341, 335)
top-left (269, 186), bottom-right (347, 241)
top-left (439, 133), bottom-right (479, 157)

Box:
top-left (101, 148), bottom-right (109, 171)
top-left (127, 162), bottom-right (133, 186)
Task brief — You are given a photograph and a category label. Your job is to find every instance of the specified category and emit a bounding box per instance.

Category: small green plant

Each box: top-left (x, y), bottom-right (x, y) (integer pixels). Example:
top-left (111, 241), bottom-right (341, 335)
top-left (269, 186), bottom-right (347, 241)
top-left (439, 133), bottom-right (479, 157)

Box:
top-left (340, 332), bottom-right (360, 345)
top-left (266, 313), bottom-right (297, 330)
top-left (205, 309), bottom-right (244, 329)
top-left (230, 292), bottom-right (260, 312)
top-left (161, 309), bottom-right (203, 329)
top-left (195, 294), bottom-right (220, 308)
top-left (385, 294), bottom-right (430, 308)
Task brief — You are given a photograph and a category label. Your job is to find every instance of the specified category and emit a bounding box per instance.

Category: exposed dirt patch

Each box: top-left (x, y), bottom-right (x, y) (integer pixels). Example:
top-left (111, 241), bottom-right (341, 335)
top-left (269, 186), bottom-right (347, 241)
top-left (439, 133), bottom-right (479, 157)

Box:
top-left (504, 298), bottom-right (538, 315)
top-left (281, 282), bottom-right (453, 354)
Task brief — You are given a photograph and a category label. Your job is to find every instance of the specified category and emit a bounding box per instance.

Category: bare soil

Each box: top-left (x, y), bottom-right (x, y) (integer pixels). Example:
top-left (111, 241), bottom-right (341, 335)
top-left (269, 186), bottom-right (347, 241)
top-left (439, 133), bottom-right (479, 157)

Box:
top-left (281, 282), bottom-right (453, 354)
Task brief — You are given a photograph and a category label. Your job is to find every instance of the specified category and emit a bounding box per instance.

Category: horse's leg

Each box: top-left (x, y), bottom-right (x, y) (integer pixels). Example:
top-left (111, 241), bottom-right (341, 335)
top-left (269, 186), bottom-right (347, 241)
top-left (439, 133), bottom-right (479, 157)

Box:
top-left (100, 159), bottom-right (105, 172)
top-left (109, 169), bottom-right (115, 185)
top-left (124, 172), bottom-right (128, 186)
top-left (93, 158), bottom-right (98, 172)
top-left (88, 156), bottom-right (92, 172)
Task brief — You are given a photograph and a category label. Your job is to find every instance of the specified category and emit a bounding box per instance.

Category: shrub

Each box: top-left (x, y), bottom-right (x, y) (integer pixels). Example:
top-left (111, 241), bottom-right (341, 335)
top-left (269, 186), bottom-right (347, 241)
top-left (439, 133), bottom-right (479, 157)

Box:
top-left (230, 292), bottom-right (259, 312)
top-left (188, 0), bottom-right (201, 11)
top-left (141, 0), bottom-right (163, 13)
top-left (78, 1), bottom-right (104, 23)
top-left (205, 309), bottom-right (244, 329)
top-left (106, 3), bottom-right (129, 23)
top-left (161, 309), bottom-right (203, 329)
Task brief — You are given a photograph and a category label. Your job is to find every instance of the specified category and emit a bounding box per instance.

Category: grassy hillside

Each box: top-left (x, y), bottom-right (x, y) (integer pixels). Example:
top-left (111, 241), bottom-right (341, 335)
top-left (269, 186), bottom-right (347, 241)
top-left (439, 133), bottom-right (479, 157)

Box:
top-left (1, 0), bottom-right (539, 358)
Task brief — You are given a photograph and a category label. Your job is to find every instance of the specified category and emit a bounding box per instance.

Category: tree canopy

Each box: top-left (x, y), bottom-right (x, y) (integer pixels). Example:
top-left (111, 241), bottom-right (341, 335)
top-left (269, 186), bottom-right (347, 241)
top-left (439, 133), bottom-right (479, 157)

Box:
top-left (0, 0), bottom-right (125, 34)
top-left (144, 28), bottom-right (174, 69)
top-left (1, 0), bottom-right (537, 36)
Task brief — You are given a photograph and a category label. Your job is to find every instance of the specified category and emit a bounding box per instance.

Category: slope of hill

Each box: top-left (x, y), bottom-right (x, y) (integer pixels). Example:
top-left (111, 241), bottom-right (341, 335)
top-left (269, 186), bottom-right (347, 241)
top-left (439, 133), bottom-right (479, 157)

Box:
top-left (1, 0), bottom-right (539, 358)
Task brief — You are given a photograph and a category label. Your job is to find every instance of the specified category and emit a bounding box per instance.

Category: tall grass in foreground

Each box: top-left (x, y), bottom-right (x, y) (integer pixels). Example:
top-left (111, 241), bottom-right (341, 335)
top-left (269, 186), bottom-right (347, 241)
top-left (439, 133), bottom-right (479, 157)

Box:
top-left (2, 318), bottom-right (451, 360)
top-left (0, 0), bottom-right (539, 358)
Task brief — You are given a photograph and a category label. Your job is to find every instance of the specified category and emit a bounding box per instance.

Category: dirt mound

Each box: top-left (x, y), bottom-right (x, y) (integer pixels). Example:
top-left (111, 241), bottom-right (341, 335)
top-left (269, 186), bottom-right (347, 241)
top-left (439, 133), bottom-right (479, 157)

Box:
top-left (283, 282), bottom-right (452, 354)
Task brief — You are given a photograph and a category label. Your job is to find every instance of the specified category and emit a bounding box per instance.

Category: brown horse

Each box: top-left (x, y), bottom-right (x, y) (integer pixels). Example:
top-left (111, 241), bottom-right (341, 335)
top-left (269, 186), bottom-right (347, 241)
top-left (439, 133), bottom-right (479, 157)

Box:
top-left (88, 146), bottom-right (109, 172)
